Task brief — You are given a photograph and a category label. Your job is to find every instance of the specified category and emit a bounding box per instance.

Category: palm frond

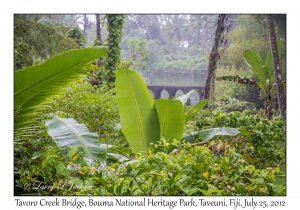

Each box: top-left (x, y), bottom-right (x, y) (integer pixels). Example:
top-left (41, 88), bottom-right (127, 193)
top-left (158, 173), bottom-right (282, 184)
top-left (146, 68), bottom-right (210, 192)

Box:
top-left (14, 73), bottom-right (86, 135)
top-left (14, 47), bottom-right (107, 135)
top-left (14, 47), bottom-right (107, 110)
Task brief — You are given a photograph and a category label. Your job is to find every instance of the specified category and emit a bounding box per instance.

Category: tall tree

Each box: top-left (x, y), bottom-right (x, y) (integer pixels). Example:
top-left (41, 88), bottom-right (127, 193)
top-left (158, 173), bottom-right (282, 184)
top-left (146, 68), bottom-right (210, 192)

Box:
top-left (200, 15), bottom-right (219, 54)
top-left (96, 14), bottom-right (101, 41)
top-left (203, 14), bottom-right (226, 102)
top-left (163, 15), bottom-right (188, 47)
top-left (266, 14), bottom-right (286, 119)
top-left (47, 14), bottom-right (81, 27)
top-left (189, 15), bottom-right (203, 46)
top-left (189, 15), bottom-right (218, 49)
top-left (66, 26), bottom-right (86, 47)
top-left (82, 14), bottom-right (89, 37)
top-left (224, 15), bottom-right (269, 70)
top-left (132, 15), bottom-right (153, 40)
top-left (95, 14), bottom-right (102, 66)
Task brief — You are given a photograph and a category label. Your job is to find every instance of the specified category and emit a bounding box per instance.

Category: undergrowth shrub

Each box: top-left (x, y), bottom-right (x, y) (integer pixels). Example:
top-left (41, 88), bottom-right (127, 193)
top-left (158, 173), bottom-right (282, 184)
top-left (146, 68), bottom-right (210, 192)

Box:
top-left (14, 82), bottom-right (286, 196)
top-left (103, 141), bottom-right (285, 196)
top-left (47, 82), bottom-right (126, 146)
top-left (211, 97), bottom-right (257, 114)
top-left (196, 110), bottom-right (286, 167)
top-left (15, 139), bottom-right (285, 196)
top-left (14, 81), bottom-right (127, 195)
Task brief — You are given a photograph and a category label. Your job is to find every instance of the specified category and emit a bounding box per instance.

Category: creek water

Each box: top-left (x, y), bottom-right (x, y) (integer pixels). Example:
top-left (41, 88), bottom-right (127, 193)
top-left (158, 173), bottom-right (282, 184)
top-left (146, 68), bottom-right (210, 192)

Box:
top-left (143, 73), bottom-right (206, 106)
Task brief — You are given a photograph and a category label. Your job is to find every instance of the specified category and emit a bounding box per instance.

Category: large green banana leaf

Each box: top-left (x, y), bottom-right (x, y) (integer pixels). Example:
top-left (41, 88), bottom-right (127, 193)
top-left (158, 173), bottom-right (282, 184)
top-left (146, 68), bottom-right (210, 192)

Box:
top-left (185, 99), bottom-right (209, 123)
top-left (155, 98), bottom-right (185, 141)
top-left (174, 89), bottom-right (209, 123)
top-left (45, 115), bottom-right (107, 162)
top-left (243, 40), bottom-right (282, 90)
top-left (14, 47), bottom-right (107, 110)
top-left (243, 50), bottom-right (268, 90)
top-left (264, 40), bottom-right (282, 85)
top-left (182, 127), bottom-right (261, 143)
top-left (115, 67), bottom-right (160, 153)
top-left (200, 128), bottom-right (240, 141)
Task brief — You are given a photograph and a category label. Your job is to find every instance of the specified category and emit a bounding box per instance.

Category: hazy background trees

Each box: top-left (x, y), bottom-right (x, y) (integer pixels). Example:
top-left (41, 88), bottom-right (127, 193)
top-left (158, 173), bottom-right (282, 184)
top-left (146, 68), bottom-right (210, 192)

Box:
top-left (14, 14), bottom-right (286, 112)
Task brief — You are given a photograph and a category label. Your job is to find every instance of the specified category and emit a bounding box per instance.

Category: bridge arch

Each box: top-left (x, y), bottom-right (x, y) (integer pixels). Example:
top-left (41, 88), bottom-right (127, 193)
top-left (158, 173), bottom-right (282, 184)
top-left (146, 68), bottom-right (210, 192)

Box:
top-left (147, 85), bottom-right (204, 105)
top-left (190, 91), bottom-right (200, 106)
top-left (175, 90), bottom-right (184, 98)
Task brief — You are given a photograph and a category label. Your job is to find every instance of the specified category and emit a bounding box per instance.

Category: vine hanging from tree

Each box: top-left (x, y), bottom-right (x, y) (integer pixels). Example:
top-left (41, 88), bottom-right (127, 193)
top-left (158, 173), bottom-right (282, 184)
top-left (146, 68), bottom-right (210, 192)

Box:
top-left (104, 14), bottom-right (125, 88)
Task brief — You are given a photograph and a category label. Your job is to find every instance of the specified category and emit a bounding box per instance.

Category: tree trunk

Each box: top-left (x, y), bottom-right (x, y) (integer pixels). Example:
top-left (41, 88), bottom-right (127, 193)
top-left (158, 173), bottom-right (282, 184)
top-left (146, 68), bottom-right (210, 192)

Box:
top-left (265, 92), bottom-right (273, 120)
top-left (146, 24), bottom-right (152, 40)
top-left (204, 27), bottom-right (208, 54)
top-left (95, 14), bottom-right (102, 67)
top-left (203, 14), bottom-right (226, 102)
top-left (96, 14), bottom-right (101, 41)
top-left (82, 14), bottom-right (89, 37)
top-left (210, 72), bottom-right (216, 105)
top-left (266, 14), bottom-right (286, 119)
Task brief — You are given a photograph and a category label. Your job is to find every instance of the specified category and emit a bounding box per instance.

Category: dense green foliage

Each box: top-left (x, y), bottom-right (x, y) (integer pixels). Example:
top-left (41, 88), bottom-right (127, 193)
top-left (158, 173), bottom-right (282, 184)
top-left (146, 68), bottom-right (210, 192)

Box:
top-left (14, 15), bottom-right (79, 70)
top-left (215, 68), bottom-right (264, 109)
top-left (14, 63), bottom-right (286, 196)
top-left (216, 15), bottom-right (286, 110)
top-left (195, 110), bottom-right (286, 167)
top-left (66, 26), bottom-right (86, 47)
top-left (210, 96), bottom-right (257, 114)
top-left (14, 82), bottom-right (127, 195)
top-left (14, 14), bottom-right (286, 197)
top-left (48, 82), bottom-right (126, 146)
top-left (93, 141), bottom-right (284, 196)
top-left (217, 41), bottom-right (283, 119)
top-left (121, 32), bottom-right (208, 76)
top-left (15, 135), bottom-right (285, 196)
top-left (123, 36), bottom-right (150, 70)
top-left (120, 15), bottom-right (216, 76)
top-left (14, 84), bottom-right (286, 196)
top-left (219, 15), bottom-right (269, 70)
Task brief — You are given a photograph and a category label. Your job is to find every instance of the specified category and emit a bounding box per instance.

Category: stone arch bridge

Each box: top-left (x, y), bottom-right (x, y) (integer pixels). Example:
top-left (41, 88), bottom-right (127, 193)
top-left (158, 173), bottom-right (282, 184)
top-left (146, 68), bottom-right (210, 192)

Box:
top-left (147, 85), bottom-right (204, 105)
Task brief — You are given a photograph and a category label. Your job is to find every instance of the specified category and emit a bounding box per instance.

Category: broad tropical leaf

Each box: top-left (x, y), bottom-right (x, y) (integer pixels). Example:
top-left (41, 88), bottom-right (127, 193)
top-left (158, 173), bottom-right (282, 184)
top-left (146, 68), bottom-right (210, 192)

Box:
top-left (107, 146), bottom-right (131, 159)
top-left (155, 98), bottom-right (185, 141)
top-left (182, 131), bottom-right (201, 143)
top-left (115, 67), bottom-right (160, 153)
top-left (182, 127), bottom-right (261, 143)
top-left (185, 99), bottom-right (209, 122)
top-left (200, 128), bottom-right (240, 141)
top-left (14, 47), bottom-right (107, 110)
top-left (45, 115), bottom-right (107, 162)
top-left (238, 127), bottom-right (263, 136)
top-left (265, 40), bottom-right (283, 85)
top-left (243, 49), bottom-right (268, 89)
top-left (107, 153), bottom-right (129, 162)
